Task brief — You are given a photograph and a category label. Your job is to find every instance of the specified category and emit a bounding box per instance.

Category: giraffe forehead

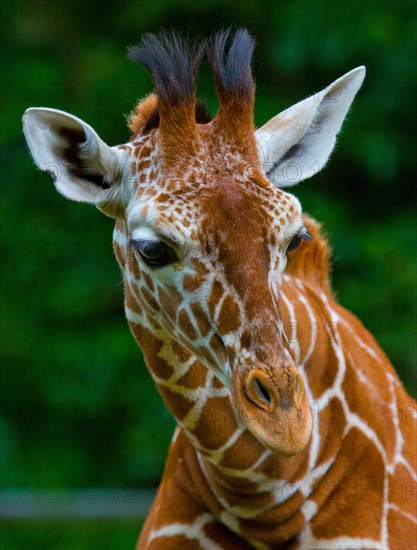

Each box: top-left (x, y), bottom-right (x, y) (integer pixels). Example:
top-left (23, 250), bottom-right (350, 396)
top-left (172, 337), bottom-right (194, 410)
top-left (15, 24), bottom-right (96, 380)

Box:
top-left (124, 133), bottom-right (302, 243)
top-left (127, 122), bottom-right (258, 182)
top-left (198, 178), bottom-right (304, 264)
top-left (201, 178), bottom-right (276, 233)
top-left (129, 177), bottom-right (300, 250)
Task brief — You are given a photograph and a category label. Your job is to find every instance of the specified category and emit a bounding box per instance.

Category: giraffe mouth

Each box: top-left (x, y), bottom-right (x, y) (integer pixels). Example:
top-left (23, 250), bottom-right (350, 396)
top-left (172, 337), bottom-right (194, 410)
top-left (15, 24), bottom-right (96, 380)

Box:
top-left (232, 365), bottom-right (312, 456)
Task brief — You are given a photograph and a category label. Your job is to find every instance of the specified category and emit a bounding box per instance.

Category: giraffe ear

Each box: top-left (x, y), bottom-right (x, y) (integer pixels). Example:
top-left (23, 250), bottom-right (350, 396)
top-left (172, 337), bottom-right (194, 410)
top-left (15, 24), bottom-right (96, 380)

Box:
top-left (22, 107), bottom-right (127, 218)
top-left (255, 67), bottom-right (366, 188)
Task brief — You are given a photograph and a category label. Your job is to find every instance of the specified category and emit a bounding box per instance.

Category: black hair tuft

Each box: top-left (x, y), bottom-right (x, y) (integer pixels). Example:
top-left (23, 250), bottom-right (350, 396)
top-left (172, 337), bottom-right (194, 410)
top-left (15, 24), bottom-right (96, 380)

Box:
top-left (128, 32), bottom-right (206, 105)
top-left (207, 28), bottom-right (255, 100)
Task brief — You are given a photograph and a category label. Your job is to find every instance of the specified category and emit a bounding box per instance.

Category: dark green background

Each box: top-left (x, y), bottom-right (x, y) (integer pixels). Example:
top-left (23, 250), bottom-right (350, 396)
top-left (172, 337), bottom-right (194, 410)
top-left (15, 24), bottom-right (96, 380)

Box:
top-left (1, 0), bottom-right (416, 547)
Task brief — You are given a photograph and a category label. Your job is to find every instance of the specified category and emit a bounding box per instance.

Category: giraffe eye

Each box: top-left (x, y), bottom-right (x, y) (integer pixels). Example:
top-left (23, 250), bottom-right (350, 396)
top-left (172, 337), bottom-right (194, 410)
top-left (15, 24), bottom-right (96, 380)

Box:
top-left (287, 237), bottom-right (302, 253)
top-left (130, 239), bottom-right (178, 268)
top-left (286, 227), bottom-right (312, 254)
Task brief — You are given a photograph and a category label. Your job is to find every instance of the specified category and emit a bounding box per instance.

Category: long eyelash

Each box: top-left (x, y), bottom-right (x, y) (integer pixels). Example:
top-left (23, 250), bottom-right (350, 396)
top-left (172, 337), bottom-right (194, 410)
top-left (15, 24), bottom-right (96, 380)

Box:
top-left (141, 241), bottom-right (161, 255)
top-left (299, 226), bottom-right (312, 241)
top-left (130, 239), bottom-right (159, 253)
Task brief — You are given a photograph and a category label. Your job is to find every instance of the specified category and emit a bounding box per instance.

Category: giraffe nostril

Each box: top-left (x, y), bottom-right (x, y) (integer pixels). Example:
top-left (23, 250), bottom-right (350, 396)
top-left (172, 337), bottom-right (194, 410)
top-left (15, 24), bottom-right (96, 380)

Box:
top-left (244, 368), bottom-right (301, 411)
top-left (254, 377), bottom-right (272, 404)
top-left (244, 370), bottom-right (279, 410)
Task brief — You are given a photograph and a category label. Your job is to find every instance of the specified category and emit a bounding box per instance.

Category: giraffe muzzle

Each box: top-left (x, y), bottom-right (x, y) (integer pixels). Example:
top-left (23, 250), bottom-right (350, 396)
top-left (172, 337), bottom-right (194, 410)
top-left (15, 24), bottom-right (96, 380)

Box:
top-left (234, 365), bottom-right (312, 456)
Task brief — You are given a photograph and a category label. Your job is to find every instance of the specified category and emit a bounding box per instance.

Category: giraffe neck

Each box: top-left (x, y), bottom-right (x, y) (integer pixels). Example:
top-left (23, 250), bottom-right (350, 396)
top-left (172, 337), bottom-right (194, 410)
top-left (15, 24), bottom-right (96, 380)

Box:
top-left (123, 263), bottom-right (337, 493)
top-left (116, 221), bottom-right (416, 544)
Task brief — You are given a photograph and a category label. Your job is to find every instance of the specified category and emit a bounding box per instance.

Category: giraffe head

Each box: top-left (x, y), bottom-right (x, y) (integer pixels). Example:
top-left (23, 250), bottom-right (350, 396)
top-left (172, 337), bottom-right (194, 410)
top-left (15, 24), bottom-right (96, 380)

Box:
top-left (23, 30), bottom-right (365, 457)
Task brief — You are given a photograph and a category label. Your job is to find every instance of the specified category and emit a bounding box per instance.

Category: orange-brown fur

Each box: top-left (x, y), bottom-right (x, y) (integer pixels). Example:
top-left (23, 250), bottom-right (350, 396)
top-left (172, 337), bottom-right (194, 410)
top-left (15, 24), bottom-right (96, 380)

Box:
top-left (287, 216), bottom-right (332, 294)
top-left (128, 93), bottom-right (158, 136)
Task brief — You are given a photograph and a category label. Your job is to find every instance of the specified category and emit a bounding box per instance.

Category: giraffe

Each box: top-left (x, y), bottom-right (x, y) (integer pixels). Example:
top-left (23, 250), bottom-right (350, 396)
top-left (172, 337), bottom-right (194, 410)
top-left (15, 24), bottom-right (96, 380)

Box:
top-left (23, 29), bottom-right (416, 549)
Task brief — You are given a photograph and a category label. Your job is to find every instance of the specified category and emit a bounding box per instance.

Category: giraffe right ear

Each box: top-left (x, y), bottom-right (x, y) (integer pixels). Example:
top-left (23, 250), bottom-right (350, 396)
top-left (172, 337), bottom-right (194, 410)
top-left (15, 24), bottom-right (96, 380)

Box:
top-left (22, 108), bottom-right (127, 219)
top-left (255, 67), bottom-right (366, 187)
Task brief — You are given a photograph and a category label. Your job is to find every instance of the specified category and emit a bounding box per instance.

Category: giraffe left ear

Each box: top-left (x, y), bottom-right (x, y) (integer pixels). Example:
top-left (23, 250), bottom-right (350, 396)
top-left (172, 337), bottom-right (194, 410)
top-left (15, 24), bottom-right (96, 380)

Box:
top-left (23, 107), bottom-right (127, 218)
top-left (256, 67), bottom-right (366, 187)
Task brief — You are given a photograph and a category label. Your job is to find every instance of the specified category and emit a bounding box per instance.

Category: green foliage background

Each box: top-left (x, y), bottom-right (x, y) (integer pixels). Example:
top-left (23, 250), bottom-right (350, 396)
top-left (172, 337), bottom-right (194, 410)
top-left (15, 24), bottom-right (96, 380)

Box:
top-left (1, 0), bottom-right (416, 545)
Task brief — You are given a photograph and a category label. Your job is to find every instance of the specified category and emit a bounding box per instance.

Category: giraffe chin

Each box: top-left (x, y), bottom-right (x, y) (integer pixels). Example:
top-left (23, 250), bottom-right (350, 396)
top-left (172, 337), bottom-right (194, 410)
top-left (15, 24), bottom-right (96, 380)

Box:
top-left (233, 367), bottom-right (313, 457)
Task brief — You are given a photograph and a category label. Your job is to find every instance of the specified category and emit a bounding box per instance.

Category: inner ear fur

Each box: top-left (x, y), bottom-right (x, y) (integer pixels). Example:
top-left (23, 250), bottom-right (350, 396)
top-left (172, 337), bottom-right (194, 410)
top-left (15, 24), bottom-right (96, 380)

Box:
top-left (23, 107), bottom-right (125, 218)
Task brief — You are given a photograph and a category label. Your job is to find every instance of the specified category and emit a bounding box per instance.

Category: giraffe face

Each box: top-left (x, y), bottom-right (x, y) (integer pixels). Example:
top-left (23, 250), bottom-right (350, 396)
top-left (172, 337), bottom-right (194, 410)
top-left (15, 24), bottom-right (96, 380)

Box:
top-left (23, 30), bottom-right (365, 457)
top-left (121, 132), bottom-right (313, 456)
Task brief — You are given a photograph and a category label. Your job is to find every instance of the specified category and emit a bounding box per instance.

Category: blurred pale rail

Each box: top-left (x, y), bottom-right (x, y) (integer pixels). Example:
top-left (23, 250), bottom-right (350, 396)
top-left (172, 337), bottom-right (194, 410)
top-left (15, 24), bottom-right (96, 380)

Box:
top-left (0, 487), bottom-right (156, 519)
